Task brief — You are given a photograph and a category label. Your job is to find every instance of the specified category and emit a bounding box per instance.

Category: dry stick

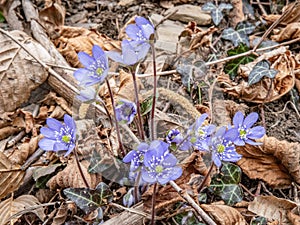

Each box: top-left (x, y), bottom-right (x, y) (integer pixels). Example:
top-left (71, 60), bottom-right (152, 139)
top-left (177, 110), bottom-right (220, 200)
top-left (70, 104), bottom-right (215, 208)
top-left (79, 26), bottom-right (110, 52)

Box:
top-left (74, 146), bottom-right (90, 189)
top-left (169, 181), bottom-right (216, 225)
top-left (154, 9), bottom-right (179, 29)
top-left (105, 79), bottom-right (126, 157)
top-left (252, 0), bottom-right (300, 52)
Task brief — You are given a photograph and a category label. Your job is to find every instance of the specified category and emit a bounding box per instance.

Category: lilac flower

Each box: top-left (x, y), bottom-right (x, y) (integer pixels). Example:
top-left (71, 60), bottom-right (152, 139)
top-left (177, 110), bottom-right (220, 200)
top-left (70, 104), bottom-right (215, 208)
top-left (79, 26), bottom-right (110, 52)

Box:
top-left (74, 45), bottom-right (108, 87)
top-left (210, 126), bottom-right (241, 168)
top-left (125, 16), bottom-right (154, 42)
top-left (106, 40), bottom-right (149, 65)
top-left (141, 140), bottom-right (182, 185)
top-left (232, 111), bottom-right (265, 146)
top-left (123, 187), bottom-right (135, 208)
top-left (77, 86), bottom-right (97, 102)
top-left (166, 129), bottom-right (183, 145)
top-left (38, 114), bottom-right (76, 157)
top-left (123, 142), bottom-right (149, 172)
top-left (115, 99), bottom-right (137, 124)
top-left (180, 113), bottom-right (216, 151)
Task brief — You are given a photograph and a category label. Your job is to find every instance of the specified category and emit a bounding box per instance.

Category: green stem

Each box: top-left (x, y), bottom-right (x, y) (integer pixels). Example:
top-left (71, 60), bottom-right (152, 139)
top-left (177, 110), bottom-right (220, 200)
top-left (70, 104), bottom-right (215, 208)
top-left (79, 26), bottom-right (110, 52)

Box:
top-left (105, 79), bottom-right (126, 157)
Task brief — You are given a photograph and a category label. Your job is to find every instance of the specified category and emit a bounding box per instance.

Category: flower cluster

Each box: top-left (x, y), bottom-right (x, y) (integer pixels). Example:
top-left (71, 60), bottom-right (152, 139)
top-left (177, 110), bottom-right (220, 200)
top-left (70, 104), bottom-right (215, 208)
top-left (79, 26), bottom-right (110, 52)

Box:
top-left (123, 140), bottom-right (182, 185)
top-left (38, 114), bottom-right (76, 157)
top-left (174, 111), bottom-right (265, 168)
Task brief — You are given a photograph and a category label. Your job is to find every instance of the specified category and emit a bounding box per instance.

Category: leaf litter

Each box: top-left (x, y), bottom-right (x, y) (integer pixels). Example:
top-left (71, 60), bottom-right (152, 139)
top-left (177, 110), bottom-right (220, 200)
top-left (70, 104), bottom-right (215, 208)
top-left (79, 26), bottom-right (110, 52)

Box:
top-left (0, 0), bottom-right (299, 224)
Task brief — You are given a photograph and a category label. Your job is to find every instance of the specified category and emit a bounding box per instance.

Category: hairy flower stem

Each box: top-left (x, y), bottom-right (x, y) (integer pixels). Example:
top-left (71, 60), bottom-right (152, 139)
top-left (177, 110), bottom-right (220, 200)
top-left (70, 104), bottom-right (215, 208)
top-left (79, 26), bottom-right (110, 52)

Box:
top-left (198, 162), bottom-right (214, 192)
top-left (74, 146), bottom-right (90, 189)
top-left (150, 182), bottom-right (157, 225)
top-left (150, 42), bottom-right (157, 141)
top-left (130, 67), bottom-right (145, 140)
top-left (105, 79), bottom-right (126, 157)
top-left (134, 171), bottom-right (142, 204)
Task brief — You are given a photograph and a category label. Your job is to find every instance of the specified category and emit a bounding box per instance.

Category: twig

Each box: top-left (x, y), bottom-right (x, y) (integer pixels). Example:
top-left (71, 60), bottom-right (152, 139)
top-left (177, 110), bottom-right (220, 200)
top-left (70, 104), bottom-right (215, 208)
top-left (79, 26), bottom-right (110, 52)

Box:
top-left (74, 146), bottom-right (90, 189)
top-left (169, 181), bottom-right (216, 225)
top-left (109, 202), bottom-right (149, 217)
top-left (155, 9), bottom-right (179, 29)
top-left (120, 124), bottom-right (140, 144)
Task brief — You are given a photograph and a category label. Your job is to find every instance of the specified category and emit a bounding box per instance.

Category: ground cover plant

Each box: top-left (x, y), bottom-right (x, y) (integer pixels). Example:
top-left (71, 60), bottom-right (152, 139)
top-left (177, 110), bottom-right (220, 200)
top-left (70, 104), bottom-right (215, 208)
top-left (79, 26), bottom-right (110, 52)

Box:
top-left (0, 0), bottom-right (300, 224)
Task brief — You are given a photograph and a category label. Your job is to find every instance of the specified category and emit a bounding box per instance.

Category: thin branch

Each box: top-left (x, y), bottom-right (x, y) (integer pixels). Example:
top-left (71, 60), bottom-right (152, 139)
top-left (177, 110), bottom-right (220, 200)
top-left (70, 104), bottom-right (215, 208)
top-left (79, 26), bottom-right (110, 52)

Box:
top-left (169, 181), bottom-right (216, 225)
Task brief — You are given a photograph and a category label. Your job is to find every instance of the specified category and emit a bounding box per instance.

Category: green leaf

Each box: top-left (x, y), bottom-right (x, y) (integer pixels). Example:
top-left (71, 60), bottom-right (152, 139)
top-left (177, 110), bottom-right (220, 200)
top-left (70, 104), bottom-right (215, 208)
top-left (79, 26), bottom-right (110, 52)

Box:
top-left (140, 95), bottom-right (153, 116)
top-left (209, 162), bottom-right (243, 205)
top-left (0, 12), bottom-right (5, 23)
top-left (224, 44), bottom-right (256, 79)
top-left (63, 182), bottom-right (113, 214)
top-left (248, 60), bottom-right (278, 85)
top-left (250, 216), bottom-right (267, 225)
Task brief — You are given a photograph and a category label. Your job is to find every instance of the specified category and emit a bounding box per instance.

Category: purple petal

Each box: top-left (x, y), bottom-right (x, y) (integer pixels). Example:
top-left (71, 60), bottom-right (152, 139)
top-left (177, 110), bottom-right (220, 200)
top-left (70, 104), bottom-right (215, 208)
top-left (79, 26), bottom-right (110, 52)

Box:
top-left (234, 137), bottom-right (246, 146)
top-left (40, 127), bottom-right (56, 139)
top-left (134, 42), bottom-right (150, 60)
top-left (125, 24), bottom-right (140, 40)
top-left (123, 150), bottom-right (137, 163)
top-left (80, 76), bottom-right (104, 87)
top-left (243, 112), bottom-right (258, 128)
top-left (122, 41), bottom-right (138, 65)
top-left (74, 68), bottom-right (90, 83)
top-left (169, 166), bottom-right (182, 181)
top-left (245, 139), bottom-right (262, 145)
top-left (247, 126), bottom-right (265, 139)
top-left (64, 143), bottom-right (75, 156)
top-left (195, 113), bottom-right (208, 129)
top-left (233, 111), bottom-right (244, 127)
top-left (46, 118), bottom-right (63, 131)
top-left (212, 152), bottom-right (222, 168)
top-left (53, 142), bottom-right (68, 151)
top-left (38, 138), bottom-right (56, 150)
top-left (77, 87), bottom-right (97, 102)
top-left (64, 114), bottom-right (76, 131)
top-left (78, 52), bottom-right (95, 68)
top-left (137, 142), bottom-right (149, 152)
top-left (92, 45), bottom-right (105, 60)
top-left (106, 50), bottom-right (123, 64)
top-left (141, 169), bottom-right (156, 184)
top-left (224, 128), bottom-right (239, 142)
top-left (162, 154), bottom-right (178, 168)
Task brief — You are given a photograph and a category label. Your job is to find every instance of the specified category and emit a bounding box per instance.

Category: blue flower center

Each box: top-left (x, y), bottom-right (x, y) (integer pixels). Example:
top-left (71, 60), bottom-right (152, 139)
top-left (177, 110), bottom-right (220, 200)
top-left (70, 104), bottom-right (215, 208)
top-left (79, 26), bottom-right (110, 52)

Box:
top-left (62, 135), bottom-right (71, 143)
top-left (217, 144), bottom-right (225, 153)
top-left (155, 165), bottom-right (163, 173)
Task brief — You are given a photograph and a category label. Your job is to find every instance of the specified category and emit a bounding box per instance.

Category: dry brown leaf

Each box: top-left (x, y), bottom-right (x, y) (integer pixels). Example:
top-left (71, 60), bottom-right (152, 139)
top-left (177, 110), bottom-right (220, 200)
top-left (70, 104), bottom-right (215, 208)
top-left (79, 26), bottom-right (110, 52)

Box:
top-left (0, 152), bottom-right (25, 200)
top-left (218, 47), bottom-right (298, 103)
top-left (0, 195), bottom-right (45, 225)
top-left (288, 207), bottom-right (300, 225)
top-left (0, 30), bottom-right (52, 114)
top-left (0, 126), bottom-right (20, 140)
top-left (8, 136), bottom-right (39, 165)
top-left (52, 202), bottom-right (77, 225)
top-left (262, 2), bottom-right (300, 25)
top-left (41, 92), bottom-right (72, 115)
top-left (271, 22), bottom-right (300, 42)
top-left (46, 159), bottom-right (102, 190)
top-left (236, 136), bottom-right (300, 188)
top-left (53, 26), bottom-right (120, 67)
top-left (248, 196), bottom-right (297, 225)
top-left (201, 204), bottom-right (246, 225)
top-left (142, 152), bottom-right (208, 212)
top-left (229, 0), bottom-right (245, 27)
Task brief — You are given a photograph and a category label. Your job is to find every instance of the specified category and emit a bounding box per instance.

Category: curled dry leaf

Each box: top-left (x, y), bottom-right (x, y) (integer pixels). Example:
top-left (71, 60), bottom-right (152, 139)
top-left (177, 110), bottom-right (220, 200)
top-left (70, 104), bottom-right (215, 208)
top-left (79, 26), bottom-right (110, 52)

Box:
top-left (218, 47), bottom-right (298, 103)
top-left (0, 152), bottom-right (25, 200)
top-left (46, 159), bottom-right (102, 190)
top-left (142, 151), bottom-right (208, 212)
top-left (228, 0), bottom-right (245, 27)
top-left (201, 204), bottom-right (246, 225)
top-left (271, 22), bottom-right (300, 42)
top-left (288, 207), bottom-right (300, 224)
top-left (7, 136), bottom-right (39, 165)
top-left (0, 30), bottom-right (52, 114)
top-left (53, 26), bottom-right (120, 67)
top-left (236, 136), bottom-right (300, 188)
top-left (248, 196), bottom-right (297, 225)
top-left (52, 202), bottom-right (77, 225)
top-left (0, 195), bottom-right (45, 225)
top-left (41, 92), bottom-right (72, 115)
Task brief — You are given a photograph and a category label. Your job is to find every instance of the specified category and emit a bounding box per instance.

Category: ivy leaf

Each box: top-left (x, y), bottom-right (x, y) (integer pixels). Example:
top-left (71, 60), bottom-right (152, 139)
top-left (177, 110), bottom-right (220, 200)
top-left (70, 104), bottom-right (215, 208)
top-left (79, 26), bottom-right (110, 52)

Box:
top-left (248, 60), bottom-right (278, 85)
top-left (63, 182), bottom-right (113, 214)
top-left (202, 2), bottom-right (232, 25)
top-left (208, 162), bottom-right (243, 205)
top-left (0, 12), bottom-right (5, 23)
top-left (224, 43), bottom-right (257, 79)
top-left (222, 21), bottom-right (255, 47)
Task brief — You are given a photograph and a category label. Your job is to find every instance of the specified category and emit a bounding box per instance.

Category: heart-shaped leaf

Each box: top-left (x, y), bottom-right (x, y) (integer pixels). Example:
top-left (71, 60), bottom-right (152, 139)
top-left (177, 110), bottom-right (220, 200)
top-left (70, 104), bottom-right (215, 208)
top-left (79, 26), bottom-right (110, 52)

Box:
top-left (63, 182), bottom-right (113, 214)
top-left (222, 21), bottom-right (255, 47)
top-left (224, 43), bottom-right (257, 79)
top-left (248, 60), bottom-right (278, 85)
top-left (202, 2), bottom-right (232, 25)
top-left (208, 162), bottom-right (243, 205)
